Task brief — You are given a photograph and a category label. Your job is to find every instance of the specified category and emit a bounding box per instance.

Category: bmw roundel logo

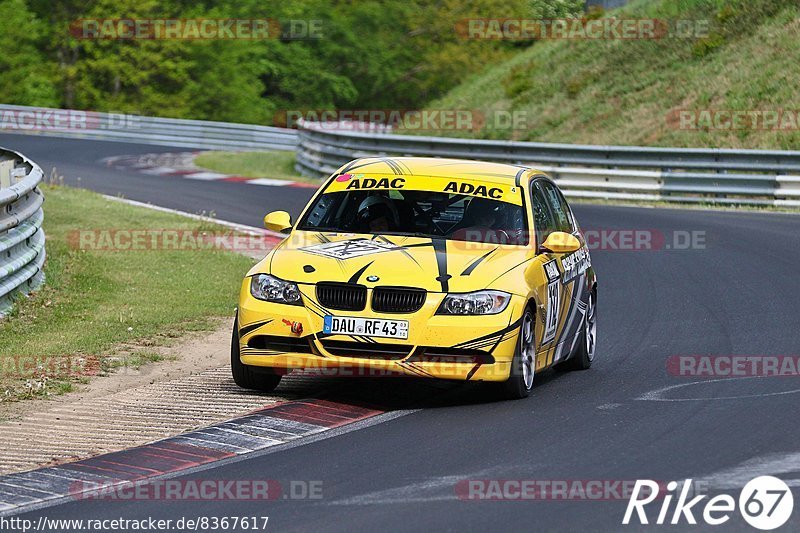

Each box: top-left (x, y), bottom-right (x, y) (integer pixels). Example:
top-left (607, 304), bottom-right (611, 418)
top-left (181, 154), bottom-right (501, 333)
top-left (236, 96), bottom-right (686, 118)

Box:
top-left (366, 275), bottom-right (380, 282)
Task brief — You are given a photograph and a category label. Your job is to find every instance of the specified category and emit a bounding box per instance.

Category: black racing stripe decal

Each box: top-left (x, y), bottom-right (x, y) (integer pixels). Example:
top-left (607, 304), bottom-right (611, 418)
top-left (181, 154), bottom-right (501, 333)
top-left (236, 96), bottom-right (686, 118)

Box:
top-left (395, 159), bottom-right (413, 174)
top-left (488, 313), bottom-right (515, 354)
top-left (377, 235), bottom-right (422, 268)
top-left (381, 159), bottom-right (403, 174)
top-left (403, 361), bottom-right (437, 379)
top-left (431, 238), bottom-right (451, 292)
top-left (380, 158), bottom-right (403, 175)
top-left (398, 242), bottom-right (435, 249)
top-left (460, 248), bottom-right (497, 276)
top-left (303, 295), bottom-right (331, 318)
top-left (464, 331), bottom-right (517, 351)
top-left (453, 317), bottom-right (523, 349)
top-left (553, 282), bottom-right (578, 350)
top-left (397, 362), bottom-right (427, 378)
top-left (466, 363), bottom-right (482, 381)
top-left (348, 261), bottom-right (373, 284)
top-left (339, 159), bottom-right (379, 174)
top-left (491, 257), bottom-right (534, 283)
top-left (239, 319), bottom-right (273, 337)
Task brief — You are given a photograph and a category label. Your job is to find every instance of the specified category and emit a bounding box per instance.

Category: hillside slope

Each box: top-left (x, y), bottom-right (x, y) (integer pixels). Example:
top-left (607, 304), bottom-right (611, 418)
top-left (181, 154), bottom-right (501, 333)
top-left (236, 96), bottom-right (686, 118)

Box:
top-left (423, 0), bottom-right (800, 149)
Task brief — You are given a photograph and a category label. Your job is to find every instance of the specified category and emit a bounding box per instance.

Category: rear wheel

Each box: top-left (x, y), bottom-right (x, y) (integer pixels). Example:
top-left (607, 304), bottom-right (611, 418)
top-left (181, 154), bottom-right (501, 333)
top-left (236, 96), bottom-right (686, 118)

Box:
top-left (499, 307), bottom-right (536, 400)
top-left (561, 289), bottom-right (596, 371)
top-left (231, 316), bottom-right (282, 392)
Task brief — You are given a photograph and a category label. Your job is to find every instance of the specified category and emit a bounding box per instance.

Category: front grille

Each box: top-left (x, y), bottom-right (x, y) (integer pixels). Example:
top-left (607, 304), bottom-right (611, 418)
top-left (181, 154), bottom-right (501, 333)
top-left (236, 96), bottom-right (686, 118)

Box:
top-left (318, 340), bottom-right (411, 360)
top-left (247, 335), bottom-right (313, 354)
top-left (316, 282), bottom-right (367, 311)
top-left (372, 287), bottom-right (426, 313)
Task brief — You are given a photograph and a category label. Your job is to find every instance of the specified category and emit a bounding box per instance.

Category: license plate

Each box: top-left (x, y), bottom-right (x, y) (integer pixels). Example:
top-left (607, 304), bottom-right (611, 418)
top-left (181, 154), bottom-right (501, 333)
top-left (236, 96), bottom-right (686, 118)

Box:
top-left (323, 315), bottom-right (409, 340)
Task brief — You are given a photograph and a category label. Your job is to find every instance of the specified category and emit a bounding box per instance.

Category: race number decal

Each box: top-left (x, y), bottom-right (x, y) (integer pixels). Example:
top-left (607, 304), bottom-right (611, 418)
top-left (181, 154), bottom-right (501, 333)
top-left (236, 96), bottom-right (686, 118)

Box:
top-left (300, 239), bottom-right (396, 260)
top-left (542, 260), bottom-right (561, 344)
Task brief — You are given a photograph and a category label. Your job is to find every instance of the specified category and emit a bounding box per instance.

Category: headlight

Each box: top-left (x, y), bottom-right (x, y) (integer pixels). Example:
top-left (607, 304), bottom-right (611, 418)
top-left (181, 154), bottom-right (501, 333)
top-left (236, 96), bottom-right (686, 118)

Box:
top-left (436, 290), bottom-right (511, 315)
top-left (250, 274), bottom-right (302, 305)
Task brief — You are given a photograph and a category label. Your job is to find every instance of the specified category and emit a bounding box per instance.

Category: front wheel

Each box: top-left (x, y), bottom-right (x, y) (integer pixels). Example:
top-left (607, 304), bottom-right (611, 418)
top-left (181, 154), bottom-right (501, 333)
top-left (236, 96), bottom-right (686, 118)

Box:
top-left (499, 307), bottom-right (536, 400)
top-left (231, 316), bottom-right (282, 392)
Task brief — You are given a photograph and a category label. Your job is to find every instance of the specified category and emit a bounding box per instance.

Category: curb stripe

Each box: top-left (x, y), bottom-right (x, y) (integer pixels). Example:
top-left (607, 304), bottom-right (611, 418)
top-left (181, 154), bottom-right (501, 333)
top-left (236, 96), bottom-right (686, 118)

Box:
top-left (0, 398), bottom-right (385, 516)
top-left (104, 151), bottom-right (320, 190)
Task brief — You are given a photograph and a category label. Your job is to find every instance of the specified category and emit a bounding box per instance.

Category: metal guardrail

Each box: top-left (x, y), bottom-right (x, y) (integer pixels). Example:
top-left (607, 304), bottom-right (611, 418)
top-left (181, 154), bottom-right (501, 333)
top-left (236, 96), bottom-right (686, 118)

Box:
top-left (295, 122), bottom-right (800, 207)
top-left (0, 104), bottom-right (297, 152)
top-left (0, 148), bottom-right (45, 317)
top-left (2, 105), bottom-right (798, 207)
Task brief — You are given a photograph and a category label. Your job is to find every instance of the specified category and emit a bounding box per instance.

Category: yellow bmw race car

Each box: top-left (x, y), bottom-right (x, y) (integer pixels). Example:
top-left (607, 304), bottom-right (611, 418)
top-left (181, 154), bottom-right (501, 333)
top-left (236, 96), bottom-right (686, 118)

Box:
top-left (232, 157), bottom-right (597, 399)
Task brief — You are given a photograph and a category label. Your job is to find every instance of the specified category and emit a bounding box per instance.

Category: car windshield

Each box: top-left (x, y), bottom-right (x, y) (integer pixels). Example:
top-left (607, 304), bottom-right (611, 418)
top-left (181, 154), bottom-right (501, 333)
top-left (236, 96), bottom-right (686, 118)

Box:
top-left (297, 186), bottom-right (529, 246)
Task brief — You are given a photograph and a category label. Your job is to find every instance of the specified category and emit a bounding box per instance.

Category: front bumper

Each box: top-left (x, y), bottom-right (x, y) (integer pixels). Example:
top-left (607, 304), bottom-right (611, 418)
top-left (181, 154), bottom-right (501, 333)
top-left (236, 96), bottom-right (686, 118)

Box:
top-left (237, 281), bottom-right (524, 382)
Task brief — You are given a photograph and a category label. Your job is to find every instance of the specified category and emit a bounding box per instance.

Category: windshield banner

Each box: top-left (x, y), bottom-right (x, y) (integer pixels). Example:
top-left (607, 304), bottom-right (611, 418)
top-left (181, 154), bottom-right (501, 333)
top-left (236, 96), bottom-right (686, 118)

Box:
top-left (324, 173), bottom-right (524, 206)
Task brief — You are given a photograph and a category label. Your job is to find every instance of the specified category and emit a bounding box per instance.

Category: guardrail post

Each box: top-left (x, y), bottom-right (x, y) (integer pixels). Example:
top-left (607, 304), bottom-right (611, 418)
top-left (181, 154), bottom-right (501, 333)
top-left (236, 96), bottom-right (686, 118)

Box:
top-left (0, 160), bottom-right (11, 189)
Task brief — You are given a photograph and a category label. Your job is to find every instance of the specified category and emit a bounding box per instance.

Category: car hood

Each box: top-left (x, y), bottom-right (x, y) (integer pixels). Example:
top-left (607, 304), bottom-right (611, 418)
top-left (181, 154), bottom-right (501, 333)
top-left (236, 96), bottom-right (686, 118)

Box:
top-left (252, 231), bottom-right (532, 293)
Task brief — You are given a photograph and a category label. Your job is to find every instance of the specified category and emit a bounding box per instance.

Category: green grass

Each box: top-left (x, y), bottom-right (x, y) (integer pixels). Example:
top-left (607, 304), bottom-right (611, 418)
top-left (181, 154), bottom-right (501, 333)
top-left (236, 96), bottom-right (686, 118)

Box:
top-left (194, 150), bottom-right (316, 183)
top-left (419, 0), bottom-right (800, 149)
top-left (0, 185), bottom-right (255, 401)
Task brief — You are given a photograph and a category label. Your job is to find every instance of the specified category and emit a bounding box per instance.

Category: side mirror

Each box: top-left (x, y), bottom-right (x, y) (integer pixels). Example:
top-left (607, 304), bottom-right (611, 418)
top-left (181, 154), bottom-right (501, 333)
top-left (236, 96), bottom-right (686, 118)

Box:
top-left (263, 211), bottom-right (293, 233)
top-left (539, 232), bottom-right (580, 254)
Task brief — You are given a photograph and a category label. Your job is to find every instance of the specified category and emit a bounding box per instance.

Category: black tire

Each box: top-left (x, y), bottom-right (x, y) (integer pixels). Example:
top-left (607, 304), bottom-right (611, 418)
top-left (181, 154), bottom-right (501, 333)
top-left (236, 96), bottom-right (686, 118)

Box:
top-left (560, 289), bottom-right (596, 371)
top-left (231, 316), bottom-right (282, 392)
top-left (499, 307), bottom-right (536, 400)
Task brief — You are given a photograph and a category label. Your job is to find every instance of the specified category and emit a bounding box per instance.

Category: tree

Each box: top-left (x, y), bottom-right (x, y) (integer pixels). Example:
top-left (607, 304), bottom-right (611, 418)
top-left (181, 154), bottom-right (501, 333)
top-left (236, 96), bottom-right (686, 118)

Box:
top-left (0, 0), bottom-right (58, 106)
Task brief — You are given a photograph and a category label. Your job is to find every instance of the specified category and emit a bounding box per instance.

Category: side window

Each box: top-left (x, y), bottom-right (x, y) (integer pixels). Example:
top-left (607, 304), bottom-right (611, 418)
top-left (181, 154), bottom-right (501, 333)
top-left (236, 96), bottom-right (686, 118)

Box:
top-left (530, 182), bottom-right (556, 247)
top-left (538, 181), bottom-right (573, 234)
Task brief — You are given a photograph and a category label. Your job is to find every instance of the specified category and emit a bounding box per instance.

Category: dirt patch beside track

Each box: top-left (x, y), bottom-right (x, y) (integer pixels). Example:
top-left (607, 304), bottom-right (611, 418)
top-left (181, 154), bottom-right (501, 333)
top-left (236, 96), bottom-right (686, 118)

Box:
top-left (0, 319), bottom-right (323, 475)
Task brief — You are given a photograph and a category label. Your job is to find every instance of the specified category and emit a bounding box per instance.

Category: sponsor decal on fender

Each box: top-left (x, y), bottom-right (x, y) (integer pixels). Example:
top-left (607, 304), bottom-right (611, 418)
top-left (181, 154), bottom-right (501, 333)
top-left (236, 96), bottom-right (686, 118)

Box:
top-left (561, 246), bottom-right (591, 284)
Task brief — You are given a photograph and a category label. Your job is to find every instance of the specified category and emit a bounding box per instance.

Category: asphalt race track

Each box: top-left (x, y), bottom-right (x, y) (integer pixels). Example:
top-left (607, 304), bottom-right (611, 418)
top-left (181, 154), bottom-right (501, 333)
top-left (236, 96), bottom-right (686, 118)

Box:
top-left (4, 133), bottom-right (800, 531)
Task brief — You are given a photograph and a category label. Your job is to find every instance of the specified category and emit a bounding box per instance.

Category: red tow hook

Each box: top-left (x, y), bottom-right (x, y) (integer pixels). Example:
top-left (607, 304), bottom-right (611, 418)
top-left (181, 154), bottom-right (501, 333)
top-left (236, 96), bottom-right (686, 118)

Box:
top-left (282, 319), bottom-right (304, 335)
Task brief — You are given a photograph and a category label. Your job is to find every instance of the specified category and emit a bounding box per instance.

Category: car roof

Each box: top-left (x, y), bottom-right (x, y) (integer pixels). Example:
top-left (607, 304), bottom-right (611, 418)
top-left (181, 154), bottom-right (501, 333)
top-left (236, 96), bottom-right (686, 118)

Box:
top-left (334, 157), bottom-right (547, 184)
